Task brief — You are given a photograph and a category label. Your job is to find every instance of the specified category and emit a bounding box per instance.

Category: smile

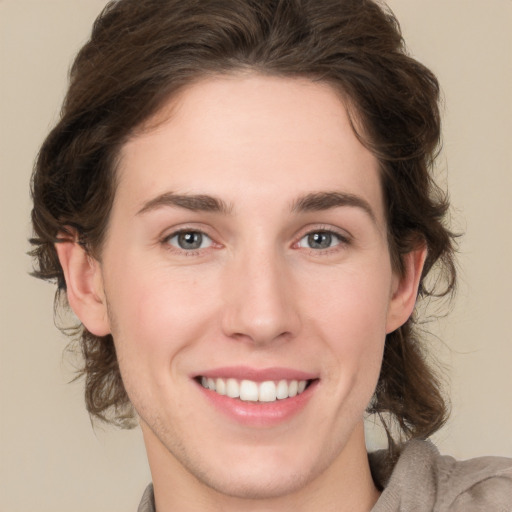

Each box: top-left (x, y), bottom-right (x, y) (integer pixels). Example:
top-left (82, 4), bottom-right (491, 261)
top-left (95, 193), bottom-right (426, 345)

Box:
top-left (200, 377), bottom-right (309, 402)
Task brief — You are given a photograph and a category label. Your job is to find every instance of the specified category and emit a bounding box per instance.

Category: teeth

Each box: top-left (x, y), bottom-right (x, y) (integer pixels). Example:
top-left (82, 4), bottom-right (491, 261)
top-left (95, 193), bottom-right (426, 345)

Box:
top-left (276, 380), bottom-right (289, 399)
top-left (216, 378), bottom-right (226, 395)
top-left (259, 381), bottom-right (276, 402)
top-left (226, 378), bottom-right (240, 398)
top-left (240, 380), bottom-right (259, 401)
top-left (288, 380), bottom-right (298, 398)
top-left (200, 377), bottom-right (309, 402)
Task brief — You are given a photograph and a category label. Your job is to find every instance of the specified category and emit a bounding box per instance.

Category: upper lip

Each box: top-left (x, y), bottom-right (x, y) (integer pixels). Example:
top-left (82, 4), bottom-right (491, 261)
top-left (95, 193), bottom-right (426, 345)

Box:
top-left (193, 366), bottom-right (318, 382)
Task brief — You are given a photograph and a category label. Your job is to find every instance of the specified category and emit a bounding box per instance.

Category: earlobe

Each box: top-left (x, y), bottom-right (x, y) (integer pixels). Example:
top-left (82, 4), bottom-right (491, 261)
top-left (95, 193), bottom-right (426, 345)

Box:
top-left (54, 235), bottom-right (111, 336)
top-left (386, 246), bottom-right (427, 334)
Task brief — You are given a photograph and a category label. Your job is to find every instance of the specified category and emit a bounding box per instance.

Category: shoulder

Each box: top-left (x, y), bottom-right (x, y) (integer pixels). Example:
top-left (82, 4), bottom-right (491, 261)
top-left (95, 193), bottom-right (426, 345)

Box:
top-left (371, 440), bottom-right (512, 512)
top-left (137, 483), bottom-right (155, 512)
top-left (436, 446), bottom-right (512, 511)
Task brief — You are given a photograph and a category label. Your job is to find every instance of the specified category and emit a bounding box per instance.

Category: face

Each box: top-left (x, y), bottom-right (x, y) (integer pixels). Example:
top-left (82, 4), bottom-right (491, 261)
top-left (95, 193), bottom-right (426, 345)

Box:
top-left (66, 75), bottom-right (421, 501)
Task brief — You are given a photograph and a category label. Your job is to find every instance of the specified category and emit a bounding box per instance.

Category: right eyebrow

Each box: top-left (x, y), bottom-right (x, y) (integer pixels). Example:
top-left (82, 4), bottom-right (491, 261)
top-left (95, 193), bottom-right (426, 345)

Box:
top-left (136, 192), bottom-right (233, 216)
top-left (291, 191), bottom-right (377, 224)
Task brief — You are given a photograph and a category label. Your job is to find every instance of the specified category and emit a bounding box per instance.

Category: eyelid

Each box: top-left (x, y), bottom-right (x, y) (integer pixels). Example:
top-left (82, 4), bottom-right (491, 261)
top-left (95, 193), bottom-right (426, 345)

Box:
top-left (157, 223), bottom-right (351, 255)
top-left (293, 224), bottom-right (352, 252)
top-left (296, 224), bottom-right (352, 242)
top-left (166, 230), bottom-right (213, 249)
top-left (160, 224), bottom-right (221, 255)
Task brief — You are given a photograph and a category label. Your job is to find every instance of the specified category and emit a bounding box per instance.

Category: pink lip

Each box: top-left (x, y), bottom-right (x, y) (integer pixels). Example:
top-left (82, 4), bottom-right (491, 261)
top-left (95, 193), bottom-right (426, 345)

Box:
top-left (194, 366), bottom-right (318, 382)
top-left (193, 367), bottom-right (319, 428)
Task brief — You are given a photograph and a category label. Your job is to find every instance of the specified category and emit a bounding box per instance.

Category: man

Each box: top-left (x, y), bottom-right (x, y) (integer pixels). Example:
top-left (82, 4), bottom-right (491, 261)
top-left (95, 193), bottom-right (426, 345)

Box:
top-left (30, 1), bottom-right (512, 510)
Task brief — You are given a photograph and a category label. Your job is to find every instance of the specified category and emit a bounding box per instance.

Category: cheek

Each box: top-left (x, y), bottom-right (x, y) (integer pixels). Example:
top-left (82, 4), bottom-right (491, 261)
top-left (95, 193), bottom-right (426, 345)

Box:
top-left (307, 264), bottom-right (392, 339)
top-left (104, 261), bottom-right (220, 362)
top-left (307, 266), bottom-right (390, 388)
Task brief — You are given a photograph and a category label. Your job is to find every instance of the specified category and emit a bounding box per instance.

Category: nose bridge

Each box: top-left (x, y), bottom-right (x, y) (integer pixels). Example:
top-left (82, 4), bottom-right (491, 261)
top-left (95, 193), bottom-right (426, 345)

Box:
top-left (221, 242), bottom-right (299, 345)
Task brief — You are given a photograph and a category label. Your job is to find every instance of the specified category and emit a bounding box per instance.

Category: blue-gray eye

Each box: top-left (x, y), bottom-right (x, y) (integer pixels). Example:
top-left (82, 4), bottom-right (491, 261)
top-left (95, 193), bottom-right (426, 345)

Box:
top-left (298, 231), bottom-right (341, 250)
top-left (167, 231), bottom-right (213, 250)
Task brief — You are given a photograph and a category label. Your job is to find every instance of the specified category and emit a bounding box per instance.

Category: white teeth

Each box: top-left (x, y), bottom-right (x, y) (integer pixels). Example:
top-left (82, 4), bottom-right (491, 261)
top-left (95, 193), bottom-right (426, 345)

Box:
top-left (240, 380), bottom-right (259, 401)
top-left (276, 380), bottom-right (289, 399)
top-left (216, 378), bottom-right (226, 395)
top-left (200, 377), bottom-right (309, 402)
top-left (288, 380), bottom-right (298, 398)
top-left (226, 378), bottom-right (240, 398)
top-left (259, 381), bottom-right (277, 402)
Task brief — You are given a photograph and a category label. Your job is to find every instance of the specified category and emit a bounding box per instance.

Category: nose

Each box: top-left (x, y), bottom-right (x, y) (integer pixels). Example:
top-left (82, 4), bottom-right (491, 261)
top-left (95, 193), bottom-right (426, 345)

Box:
top-left (221, 248), bottom-right (301, 346)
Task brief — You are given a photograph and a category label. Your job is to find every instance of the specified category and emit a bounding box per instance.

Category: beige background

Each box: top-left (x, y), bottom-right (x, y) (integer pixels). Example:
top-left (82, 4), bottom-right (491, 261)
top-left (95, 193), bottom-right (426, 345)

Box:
top-left (1, 0), bottom-right (511, 510)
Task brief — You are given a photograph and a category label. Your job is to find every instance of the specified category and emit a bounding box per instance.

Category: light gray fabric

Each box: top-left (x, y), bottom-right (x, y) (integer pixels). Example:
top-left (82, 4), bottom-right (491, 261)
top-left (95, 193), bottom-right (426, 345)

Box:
top-left (138, 440), bottom-right (512, 511)
top-left (370, 440), bottom-right (512, 511)
top-left (137, 483), bottom-right (155, 512)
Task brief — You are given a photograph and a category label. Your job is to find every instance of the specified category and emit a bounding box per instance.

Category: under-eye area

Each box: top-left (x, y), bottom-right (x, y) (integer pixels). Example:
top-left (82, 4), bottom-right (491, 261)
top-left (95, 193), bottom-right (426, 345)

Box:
top-left (195, 376), bottom-right (317, 403)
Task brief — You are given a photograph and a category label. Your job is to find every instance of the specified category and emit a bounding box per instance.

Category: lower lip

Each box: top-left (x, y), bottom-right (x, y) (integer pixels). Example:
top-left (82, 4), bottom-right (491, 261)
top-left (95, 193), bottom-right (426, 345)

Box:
top-left (196, 380), bottom-right (318, 428)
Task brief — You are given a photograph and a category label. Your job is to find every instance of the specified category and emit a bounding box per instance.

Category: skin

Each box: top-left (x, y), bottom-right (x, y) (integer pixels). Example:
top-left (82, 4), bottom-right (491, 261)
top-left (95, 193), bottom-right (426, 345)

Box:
top-left (56, 75), bottom-right (426, 512)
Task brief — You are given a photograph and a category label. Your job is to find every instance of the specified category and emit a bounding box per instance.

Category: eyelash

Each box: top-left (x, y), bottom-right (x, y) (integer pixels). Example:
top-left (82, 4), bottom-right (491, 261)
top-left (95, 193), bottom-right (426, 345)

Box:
top-left (295, 228), bottom-right (350, 253)
top-left (162, 228), bottom-right (216, 256)
top-left (160, 226), bottom-right (351, 256)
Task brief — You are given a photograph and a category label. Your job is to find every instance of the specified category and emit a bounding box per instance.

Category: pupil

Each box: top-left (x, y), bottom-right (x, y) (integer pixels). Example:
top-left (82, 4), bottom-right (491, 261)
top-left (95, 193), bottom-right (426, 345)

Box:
top-left (308, 232), bottom-right (331, 249)
top-left (178, 232), bottom-right (202, 249)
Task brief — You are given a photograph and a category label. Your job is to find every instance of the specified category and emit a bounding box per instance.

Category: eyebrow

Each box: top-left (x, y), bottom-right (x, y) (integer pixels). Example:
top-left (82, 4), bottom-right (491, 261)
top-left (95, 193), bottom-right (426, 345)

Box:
top-left (137, 192), bottom-right (233, 216)
top-left (291, 191), bottom-right (376, 223)
top-left (136, 190), bottom-right (376, 222)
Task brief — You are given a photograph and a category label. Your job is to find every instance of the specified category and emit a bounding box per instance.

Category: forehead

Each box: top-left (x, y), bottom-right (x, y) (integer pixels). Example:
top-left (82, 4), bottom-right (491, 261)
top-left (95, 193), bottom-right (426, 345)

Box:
top-left (116, 74), bottom-right (384, 225)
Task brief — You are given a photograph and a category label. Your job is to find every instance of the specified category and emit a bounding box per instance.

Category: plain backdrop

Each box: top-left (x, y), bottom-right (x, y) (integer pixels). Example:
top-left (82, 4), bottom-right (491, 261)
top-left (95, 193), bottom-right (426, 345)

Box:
top-left (1, 0), bottom-right (511, 510)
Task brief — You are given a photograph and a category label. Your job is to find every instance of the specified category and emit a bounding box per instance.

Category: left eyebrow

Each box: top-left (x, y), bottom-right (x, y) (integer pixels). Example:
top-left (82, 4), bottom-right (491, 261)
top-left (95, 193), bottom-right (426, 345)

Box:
top-left (291, 191), bottom-right (377, 224)
top-left (136, 192), bottom-right (233, 216)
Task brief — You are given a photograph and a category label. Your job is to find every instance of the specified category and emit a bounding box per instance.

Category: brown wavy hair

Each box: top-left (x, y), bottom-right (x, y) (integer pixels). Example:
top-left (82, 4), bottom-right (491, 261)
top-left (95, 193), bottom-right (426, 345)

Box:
top-left (30, 0), bottom-right (457, 457)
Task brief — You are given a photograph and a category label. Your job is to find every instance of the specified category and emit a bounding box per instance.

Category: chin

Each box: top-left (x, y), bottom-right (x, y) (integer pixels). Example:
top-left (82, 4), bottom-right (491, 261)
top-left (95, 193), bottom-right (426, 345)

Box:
top-left (171, 431), bottom-right (347, 502)
top-left (191, 460), bottom-right (314, 500)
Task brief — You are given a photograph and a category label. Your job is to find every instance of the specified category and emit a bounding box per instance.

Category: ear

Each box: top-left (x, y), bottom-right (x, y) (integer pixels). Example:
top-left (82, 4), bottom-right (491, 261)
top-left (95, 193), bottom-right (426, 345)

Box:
top-left (55, 236), bottom-right (111, 336)
top-left (386, 246), bottom-right (427, 334)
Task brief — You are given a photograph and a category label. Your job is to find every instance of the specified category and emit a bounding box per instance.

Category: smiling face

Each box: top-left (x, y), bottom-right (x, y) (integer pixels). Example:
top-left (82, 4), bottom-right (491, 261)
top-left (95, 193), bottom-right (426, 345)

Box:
top-left (58, 74), bottom-right (424, 507)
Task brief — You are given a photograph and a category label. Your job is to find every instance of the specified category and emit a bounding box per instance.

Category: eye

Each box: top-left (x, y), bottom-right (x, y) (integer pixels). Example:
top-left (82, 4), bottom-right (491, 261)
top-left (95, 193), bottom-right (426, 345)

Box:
top-left (297, 230), bottom-right (345, 250)
top-left (166, 230), bottom-right (213, 251)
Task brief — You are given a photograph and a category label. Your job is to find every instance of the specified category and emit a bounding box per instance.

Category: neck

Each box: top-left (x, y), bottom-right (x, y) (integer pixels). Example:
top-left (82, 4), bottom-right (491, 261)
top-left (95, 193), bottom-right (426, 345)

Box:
top-left (144, 421), bottom-right (380, 512)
